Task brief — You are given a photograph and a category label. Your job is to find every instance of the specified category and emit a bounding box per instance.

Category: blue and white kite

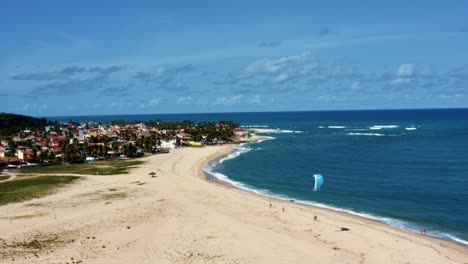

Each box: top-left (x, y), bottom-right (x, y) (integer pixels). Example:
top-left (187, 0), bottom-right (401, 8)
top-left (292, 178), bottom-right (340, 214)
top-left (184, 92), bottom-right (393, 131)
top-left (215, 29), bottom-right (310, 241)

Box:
top-left (313, 174), bottom-right (324, 191)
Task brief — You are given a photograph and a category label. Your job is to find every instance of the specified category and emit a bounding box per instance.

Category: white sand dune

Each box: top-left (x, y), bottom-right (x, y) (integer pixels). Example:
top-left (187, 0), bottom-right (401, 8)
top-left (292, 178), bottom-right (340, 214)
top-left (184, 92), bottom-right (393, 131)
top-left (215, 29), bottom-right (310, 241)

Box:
top-left (0, 145), bottom-right (466, 264)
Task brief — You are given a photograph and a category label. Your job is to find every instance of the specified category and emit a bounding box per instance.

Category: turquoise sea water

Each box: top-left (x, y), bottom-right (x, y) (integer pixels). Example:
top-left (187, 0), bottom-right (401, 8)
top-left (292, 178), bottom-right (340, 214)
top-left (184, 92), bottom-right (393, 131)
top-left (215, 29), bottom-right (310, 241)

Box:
top-left (48, 109), bottom-right (468, 245)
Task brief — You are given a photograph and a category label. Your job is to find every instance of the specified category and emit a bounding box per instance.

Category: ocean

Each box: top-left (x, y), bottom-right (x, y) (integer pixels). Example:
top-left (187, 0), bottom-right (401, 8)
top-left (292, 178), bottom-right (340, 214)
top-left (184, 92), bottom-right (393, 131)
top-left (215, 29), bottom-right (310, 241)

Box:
top-left (47, 109), bottom-right (468, 245)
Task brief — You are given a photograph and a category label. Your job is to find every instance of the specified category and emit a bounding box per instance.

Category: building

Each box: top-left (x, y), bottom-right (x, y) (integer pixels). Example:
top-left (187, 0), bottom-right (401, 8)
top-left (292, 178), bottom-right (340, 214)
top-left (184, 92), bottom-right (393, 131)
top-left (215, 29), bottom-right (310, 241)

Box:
top-left (17, 149), bottom-right (35, 162)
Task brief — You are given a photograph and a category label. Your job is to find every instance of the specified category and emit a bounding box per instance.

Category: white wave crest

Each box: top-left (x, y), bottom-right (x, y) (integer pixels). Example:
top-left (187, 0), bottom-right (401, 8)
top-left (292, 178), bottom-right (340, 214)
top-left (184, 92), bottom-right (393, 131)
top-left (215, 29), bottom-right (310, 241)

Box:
top-left (370, 125), bottom-right (398, 130)
top-left (439, 234), bottom-right (468, 246)
top-left (219, 144), bottom-right (252, 163)
top-left (257, 136), bottom-right (276, 143)
top-left (347, 133), bottom-right (385, 136)
top-left (278, 130), bottom-right (304, 133)
top-left (328, 126), bottom-right (347, 129)
top-left (405, 127), bottom-right (417, 130)
top-left (241, 125), bottom-right (269, 128)
top-left (345, 128), bottom-right (369, 131)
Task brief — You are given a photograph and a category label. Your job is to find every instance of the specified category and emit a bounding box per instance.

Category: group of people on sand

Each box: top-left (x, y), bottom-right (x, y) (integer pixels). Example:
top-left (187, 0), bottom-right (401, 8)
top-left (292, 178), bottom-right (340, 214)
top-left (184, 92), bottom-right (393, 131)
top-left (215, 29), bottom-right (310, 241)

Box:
top-left (269, 201), bottom-right (318, 219)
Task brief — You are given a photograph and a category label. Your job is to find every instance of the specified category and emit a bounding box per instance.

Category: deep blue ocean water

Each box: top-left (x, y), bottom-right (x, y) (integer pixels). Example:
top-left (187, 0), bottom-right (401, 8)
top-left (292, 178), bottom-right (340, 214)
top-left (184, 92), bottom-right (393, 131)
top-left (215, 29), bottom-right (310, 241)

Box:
top-left (47, 109), bottom-right (468, 245)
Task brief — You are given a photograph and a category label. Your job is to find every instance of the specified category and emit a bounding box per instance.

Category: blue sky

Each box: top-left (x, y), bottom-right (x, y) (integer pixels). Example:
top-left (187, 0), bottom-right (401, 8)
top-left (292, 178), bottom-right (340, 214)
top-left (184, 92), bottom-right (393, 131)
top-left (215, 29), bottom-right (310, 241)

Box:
top-left (1, 1), bottom-right (467, 116)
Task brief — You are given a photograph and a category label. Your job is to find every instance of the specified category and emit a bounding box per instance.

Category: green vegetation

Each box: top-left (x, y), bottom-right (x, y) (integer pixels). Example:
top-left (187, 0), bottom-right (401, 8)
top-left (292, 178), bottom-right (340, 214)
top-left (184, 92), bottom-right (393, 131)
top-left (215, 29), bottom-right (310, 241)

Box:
top-left (20, 160), bottom-right (144, 175)
top-left (0, 176), bottom-right (80, 206)
top-left (0, 176), bottom-right (10, 181)
top-left (0, 112), bottom-right (57, 136)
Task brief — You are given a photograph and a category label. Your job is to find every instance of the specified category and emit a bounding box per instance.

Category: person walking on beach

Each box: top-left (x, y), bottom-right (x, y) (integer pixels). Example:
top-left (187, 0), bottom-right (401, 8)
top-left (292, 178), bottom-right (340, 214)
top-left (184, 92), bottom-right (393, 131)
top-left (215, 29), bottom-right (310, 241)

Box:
top-left (269, 201), bottom-right (272, 208)
top-left (282, 207), bottom-right (285, 212)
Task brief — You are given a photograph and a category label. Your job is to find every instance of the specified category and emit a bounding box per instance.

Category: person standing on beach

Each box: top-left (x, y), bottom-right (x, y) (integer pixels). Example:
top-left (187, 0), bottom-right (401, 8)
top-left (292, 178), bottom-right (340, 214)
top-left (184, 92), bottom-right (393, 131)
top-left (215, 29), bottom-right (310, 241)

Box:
top-left (269, 201), bottom-right (272, 208)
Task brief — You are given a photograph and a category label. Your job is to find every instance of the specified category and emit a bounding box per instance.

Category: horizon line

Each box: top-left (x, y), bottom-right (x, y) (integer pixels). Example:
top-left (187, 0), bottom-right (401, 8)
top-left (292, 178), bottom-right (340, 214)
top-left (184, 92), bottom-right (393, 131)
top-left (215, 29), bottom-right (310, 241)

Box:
top-left (38, 107), bottom-right (468, 119)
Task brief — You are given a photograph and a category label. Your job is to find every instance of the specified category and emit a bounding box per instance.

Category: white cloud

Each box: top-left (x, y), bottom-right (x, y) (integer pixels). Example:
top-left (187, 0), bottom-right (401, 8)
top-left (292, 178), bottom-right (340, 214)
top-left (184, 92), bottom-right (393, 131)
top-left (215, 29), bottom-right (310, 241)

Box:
top-left (139, 97), bottom-right (161, 108)
top-left (317, 95), bottom-right (338, 102)
top-left (109, 101), bottom-right (132, 108)
top-left (17, 103), bottom-right (48, 113)
top-left (225, 52), bottom-right (319, 85)
top-left (397, 64), bottom-right (415, 77)
top-left (247, 94), bottom-right (261, 104)
top-left (214, 95), bottom-right (243, 105)
top-left (392, 63), bottom-right (434, 85)
top-left (391, 78), bottom-right (411, 85)
top-left (177, 96), bottom-right (193, 104)
top-left (351, 82), bottom-right (361, 90)
top-left (149, 97), bottom-right (161, 106)
top-left (220, 52), bottom-right (363, 93)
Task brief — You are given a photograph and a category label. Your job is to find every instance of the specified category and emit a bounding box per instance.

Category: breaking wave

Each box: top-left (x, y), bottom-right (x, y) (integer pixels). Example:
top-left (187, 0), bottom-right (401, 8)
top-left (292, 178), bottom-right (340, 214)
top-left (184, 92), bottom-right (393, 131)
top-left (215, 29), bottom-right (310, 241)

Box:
top-left (370, 125), bottom-right (398, 130)
top-left (347, 133), bottom-right (385, 136)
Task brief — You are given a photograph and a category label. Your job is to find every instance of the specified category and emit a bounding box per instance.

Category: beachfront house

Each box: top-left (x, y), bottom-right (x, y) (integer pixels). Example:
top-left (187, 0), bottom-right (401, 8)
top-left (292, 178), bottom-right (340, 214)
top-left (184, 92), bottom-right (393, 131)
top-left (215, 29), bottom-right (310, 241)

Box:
top-left (160, 139), bottom-right (176, 149)
top-left (17, 149), bottom-right (34, 162)
top-left (176, 132), bottom-right (192, 145)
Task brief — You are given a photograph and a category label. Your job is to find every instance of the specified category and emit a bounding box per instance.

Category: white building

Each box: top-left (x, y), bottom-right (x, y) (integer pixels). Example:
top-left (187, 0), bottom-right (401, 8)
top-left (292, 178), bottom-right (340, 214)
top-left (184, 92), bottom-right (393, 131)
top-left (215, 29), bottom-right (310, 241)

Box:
top-left (160, 139), bottom-right (176, 149)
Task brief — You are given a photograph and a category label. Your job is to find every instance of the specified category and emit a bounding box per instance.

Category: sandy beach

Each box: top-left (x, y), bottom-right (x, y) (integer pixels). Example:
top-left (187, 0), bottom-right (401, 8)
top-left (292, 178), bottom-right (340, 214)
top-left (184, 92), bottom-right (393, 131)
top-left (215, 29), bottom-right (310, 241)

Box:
top-left (0, 145), bottom-right (467, 264)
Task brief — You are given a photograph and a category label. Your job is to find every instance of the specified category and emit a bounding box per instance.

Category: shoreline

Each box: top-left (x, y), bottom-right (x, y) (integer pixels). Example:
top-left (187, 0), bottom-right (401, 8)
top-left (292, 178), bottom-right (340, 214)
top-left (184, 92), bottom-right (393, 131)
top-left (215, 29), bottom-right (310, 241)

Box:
top-left (201, 141), bottom-right (468, 250)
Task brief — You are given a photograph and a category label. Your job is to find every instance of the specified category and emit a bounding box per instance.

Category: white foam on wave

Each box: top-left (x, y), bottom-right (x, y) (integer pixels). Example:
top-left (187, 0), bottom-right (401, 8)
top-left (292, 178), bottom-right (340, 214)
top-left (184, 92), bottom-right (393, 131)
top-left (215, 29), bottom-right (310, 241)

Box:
top-left (328, 126), bottom-right (347, 129)
top-left (295, 199), bottom-right (468, 245)
top-left (345, 128), bottom-right (369, 131)
top-left (257, 136), bottom-right (276, 143)
top-left (216, 136), bottom-right (275, 164)
top-left (405, 127), bottom-right (417, 130)
top-left (218, 143), bottom-right (252, 164)
top-left (347, 133), bottom-right (385, 136)
top-left (439, 233), bottom-right (468, 246)
top-left (370, 125), bottom-right (398, 130)
top-left (279, 130), bottom-right (304, 133)
top-left (204, 139), bottom-right (275, 194)
top-left (241, 125), bottom-right (269, 128)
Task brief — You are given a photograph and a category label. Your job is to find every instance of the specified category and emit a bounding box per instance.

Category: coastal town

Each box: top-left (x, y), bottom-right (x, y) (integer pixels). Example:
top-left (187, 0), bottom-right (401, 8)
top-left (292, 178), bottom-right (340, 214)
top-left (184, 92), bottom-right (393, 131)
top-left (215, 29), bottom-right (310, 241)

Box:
top-left (0, 114), bottom-right (251, 168)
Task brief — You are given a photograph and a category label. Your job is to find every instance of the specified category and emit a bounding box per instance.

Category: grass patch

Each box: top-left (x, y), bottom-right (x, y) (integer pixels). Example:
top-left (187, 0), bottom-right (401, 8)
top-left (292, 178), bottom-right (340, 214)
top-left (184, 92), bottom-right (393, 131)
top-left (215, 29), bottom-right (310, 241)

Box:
top-left (0, 176), bottom-right (80, 206)
top-left (0, 175), bottom-right (10, 181)
top-left (20, 160), bottom-right (145, 175)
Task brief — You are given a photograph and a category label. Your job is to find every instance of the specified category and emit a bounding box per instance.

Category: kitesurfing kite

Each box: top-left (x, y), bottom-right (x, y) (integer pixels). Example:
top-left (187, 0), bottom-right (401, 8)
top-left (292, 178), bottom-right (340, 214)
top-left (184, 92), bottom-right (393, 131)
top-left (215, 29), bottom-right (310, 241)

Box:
top-left (313, 174), bottom-right (324, 191)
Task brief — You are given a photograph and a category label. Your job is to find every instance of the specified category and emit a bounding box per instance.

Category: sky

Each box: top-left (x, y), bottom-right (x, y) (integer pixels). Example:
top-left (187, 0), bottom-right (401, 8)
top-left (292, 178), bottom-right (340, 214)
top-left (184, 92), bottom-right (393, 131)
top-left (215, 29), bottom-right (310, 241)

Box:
top-left (1, 1), bottom-right (468, 117)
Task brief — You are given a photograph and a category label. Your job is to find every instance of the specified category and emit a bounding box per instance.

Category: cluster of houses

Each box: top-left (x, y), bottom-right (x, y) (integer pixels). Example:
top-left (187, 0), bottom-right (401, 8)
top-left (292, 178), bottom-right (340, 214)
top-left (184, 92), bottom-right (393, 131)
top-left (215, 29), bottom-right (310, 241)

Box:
top-left (0, 121), bottom-right (251, 168)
